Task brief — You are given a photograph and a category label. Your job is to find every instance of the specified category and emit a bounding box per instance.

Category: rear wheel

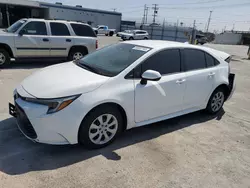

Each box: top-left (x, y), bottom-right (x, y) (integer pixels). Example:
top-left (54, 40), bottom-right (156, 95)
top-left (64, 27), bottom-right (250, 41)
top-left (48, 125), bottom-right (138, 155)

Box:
top-left (78, 105), bottom-right (123, 149)
top-left (206, 88), bottom-right (225, 114)
top-left (68, 47), bottom-right (87, 61)
top-left (144, 37), bottom-right (148, 40)
top-left (0, 49), bottom-right (10, 68)
top-left (109, 31), bottom-right (114, 36)
top-left (129, 37), bottom-right (134, 40)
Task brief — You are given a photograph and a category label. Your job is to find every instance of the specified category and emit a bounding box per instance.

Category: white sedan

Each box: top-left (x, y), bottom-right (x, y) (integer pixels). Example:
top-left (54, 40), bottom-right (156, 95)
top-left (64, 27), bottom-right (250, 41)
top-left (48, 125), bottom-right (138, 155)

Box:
top-left (9, 40), bottom-right (235, 149)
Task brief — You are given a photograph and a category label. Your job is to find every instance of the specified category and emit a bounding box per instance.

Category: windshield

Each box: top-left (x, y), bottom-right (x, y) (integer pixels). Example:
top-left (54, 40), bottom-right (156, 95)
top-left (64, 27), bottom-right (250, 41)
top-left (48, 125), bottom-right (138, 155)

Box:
top-left (77, 43), bottom-right (151, 77)
top-left (6, 19), bottom-right (27, 33)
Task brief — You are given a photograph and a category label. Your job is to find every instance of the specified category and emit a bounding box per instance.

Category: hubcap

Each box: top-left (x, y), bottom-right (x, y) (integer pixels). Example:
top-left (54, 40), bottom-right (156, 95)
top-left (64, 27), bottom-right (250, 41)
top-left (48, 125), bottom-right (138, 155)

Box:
top-left (73, 52), bottom-right (83, 60)
top-left (0, 52), bottom-right (6, 65)
top-left (89, 114), bottom-right (118, 145)
top-left (211, 91), bottom-right (224, 112)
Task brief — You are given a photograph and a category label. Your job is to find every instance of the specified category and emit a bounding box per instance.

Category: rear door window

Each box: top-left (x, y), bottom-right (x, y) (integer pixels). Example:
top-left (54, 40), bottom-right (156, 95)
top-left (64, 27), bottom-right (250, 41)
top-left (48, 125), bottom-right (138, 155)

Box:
top-left (183, 49), bottom-right (206, 71)
top-left (70, 24), bottom-right (96, 37)
top-left (50, 22), bottom-right (70, 36)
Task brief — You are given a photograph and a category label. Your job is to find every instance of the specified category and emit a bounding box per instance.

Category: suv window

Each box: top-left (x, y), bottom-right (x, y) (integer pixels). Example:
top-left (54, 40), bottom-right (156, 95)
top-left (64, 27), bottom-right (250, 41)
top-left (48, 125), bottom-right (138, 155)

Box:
top-left (183, 49), bottom-right (206, 71)
top-left (50, 22), bottom-right (70, 36)
top-left (21, 21), bottom-right (47, 35)
top-left (71, 24), bottom-right (96, 37)
top-left (141, 49), bottom-right (181, 75)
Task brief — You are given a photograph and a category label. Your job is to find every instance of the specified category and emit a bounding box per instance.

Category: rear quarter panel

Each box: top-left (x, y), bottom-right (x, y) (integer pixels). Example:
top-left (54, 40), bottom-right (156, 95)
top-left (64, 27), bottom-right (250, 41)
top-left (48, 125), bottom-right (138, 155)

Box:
top-left (72, 36), bottom-right (96, 54)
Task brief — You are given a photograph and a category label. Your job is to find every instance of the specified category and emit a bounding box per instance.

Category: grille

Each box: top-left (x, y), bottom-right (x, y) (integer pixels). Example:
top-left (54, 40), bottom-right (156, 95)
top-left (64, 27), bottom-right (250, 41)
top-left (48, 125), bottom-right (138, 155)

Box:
top-left (16, 103), bottom-right (37, 139)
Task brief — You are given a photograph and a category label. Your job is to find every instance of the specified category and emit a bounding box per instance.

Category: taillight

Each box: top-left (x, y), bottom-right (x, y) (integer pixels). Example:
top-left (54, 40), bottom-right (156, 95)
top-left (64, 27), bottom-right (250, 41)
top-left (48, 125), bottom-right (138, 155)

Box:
top-left (96, 40), bottom-right (98, 49)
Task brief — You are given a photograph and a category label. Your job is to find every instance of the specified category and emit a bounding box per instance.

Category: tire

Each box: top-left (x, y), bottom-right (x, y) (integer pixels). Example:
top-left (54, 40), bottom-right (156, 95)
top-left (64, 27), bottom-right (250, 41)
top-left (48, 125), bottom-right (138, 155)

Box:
top-left (206, 88), bottom-right (225, 114)
top-left (78, 105), bottom-right (124, 149)
top-left (68, 47), bottom-right (87, 61)
top-left (95, 30), bottom-right (98, 35)
top-left (109, 31), bottom-right (114, 36)
top-left (0, 49), bottom-right (10, 68)
top-left (129, 37), bottom-right (134, 40)
top-left (144, 37), bottom-right (148, 40)
top-left (105, 33), bottom-right (108, 36)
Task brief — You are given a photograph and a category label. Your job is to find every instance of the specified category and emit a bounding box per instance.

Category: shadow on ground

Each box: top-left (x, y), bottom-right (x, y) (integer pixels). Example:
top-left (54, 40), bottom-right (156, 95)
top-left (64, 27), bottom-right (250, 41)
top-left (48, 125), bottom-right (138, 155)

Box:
top-left (2, 60), bottom-right (65, 70)
top-left (0, 110), bottom-right (225, 175)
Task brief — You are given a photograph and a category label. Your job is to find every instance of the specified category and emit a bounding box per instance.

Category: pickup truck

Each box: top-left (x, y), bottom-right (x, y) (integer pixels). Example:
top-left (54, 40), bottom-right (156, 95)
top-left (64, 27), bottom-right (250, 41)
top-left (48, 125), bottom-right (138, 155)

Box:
top-left (93, 25), bottom-right (116, 36)
top-left (0, 18), bottom-right (97, 67)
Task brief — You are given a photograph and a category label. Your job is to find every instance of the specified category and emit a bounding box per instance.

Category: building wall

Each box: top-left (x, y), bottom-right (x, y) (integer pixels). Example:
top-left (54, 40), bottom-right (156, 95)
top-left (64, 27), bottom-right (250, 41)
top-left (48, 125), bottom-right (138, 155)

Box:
top-left (214, 33), bottom-right (242, 45)
top-left (41, 4), bottom-right (121, 31)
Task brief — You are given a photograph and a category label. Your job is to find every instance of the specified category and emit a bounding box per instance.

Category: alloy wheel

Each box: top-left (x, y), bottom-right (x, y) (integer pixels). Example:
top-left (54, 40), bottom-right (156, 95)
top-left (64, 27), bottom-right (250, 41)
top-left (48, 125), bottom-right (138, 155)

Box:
top-left (73, 52), bottom-right (83, 60)
top-left (211, 91), bottom-right (224, 112)
top-left (89, 114), bottom-right (118, 145)
top-left (0, 52), bottom-right (6, 65)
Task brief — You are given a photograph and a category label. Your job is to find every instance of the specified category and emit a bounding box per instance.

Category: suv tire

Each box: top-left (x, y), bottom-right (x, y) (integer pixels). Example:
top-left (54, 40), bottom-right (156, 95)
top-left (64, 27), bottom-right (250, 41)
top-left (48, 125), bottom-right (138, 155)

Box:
top-left (109, 31), bottom-right (114, 36)
top-left (0, 49), bottom-right (10, 68)
top-left (129, 37), bottom-right (134, 40)
top-left (68, 47), bottom-right (87, 61)
top-left (78, 105), bottom-right (123, 149)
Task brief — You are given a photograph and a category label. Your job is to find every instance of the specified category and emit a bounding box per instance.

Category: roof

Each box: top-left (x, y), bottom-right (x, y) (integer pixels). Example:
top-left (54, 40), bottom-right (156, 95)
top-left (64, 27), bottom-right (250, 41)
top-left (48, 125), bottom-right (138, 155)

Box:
top-left (39, 2), bottom-right (122, 16)
top-left (22, 18), bottom-right (90, 25)
top-left (124, 40), bottom-right (230, 59)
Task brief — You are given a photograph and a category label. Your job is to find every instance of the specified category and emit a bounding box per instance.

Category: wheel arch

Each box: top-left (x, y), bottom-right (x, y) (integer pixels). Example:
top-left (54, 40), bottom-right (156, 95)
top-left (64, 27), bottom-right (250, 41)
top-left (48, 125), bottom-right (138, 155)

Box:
top-left (69, 45), bottom-right (89, 56)
top-left (0, 43), bottom-right (14, 57)
top-left (77, 102), bottom-right (128, 142)
top-left (209, 83), bottom-right (230, 102)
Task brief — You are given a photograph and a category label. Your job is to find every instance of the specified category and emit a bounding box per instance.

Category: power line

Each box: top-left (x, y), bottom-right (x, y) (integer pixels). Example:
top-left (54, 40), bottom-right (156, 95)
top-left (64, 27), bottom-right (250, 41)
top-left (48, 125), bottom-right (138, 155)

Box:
top-left (159, 0), bottom-right (226, 6)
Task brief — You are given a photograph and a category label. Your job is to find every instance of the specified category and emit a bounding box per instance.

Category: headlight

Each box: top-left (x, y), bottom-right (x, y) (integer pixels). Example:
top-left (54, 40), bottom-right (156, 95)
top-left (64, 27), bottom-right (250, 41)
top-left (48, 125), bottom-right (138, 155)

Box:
top-left (25, 94), bottom-right (80, 114)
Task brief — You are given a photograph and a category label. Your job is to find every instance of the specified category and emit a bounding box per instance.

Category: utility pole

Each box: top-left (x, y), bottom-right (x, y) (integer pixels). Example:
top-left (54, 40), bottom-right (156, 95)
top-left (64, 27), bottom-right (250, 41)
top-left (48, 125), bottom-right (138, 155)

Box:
top-left (152, 4), bottom-right (159, 24)
top-left (191, 20), bottom-right (196, 44)
top-left (142, 5), bottom-right (149, 25)
top-left (145, 6), bottom-right (149, 24)
top-left (206, 11), bottom-right (213, 33)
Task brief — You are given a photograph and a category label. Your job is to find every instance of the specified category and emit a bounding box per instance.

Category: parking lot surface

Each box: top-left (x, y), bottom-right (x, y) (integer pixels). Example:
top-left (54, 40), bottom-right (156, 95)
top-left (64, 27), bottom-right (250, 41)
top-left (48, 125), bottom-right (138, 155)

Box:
top-left (0, 37), bottom-right (250, 188)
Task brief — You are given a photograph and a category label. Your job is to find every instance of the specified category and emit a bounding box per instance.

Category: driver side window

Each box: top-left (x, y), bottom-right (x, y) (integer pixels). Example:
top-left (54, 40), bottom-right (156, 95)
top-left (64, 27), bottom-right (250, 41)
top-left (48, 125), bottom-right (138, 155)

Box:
top-left (21, 21), bottom-right (47, 35)
top-left (141, 49), bottom-right (181, 76)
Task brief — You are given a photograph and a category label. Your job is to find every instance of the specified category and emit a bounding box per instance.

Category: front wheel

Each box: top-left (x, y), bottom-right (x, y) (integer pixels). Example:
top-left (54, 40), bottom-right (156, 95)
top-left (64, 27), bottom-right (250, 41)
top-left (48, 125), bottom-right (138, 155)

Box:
top-left (78, 106), bottom-right (123, 149)
top-left (129, 37), bottom-right (134, 40)
top-left (0, 49), bottom-right (10, 68)
top-left (206, 88), bottom-right (225, 114)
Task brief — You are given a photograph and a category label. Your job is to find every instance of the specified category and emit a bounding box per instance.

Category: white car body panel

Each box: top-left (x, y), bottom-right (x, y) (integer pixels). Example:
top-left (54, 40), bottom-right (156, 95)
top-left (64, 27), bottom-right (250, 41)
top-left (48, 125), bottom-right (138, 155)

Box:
top-left (20, 62), bottom-right (109, 98)
top-left (12, 40), bottom-right (235, 145)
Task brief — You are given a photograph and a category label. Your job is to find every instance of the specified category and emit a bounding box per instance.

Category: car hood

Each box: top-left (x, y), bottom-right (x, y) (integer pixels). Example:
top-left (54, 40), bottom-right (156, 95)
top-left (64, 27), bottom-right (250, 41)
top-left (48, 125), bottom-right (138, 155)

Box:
top-left (20, 62), bottom-right (110, 99)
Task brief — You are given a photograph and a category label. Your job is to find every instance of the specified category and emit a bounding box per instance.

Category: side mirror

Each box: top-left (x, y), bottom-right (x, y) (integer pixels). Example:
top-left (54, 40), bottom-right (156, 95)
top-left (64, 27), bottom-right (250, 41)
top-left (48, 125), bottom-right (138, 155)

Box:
top-left (140, 70), bottom-right (161, 85)
top-left (19, 29), bottom-right (25, 36)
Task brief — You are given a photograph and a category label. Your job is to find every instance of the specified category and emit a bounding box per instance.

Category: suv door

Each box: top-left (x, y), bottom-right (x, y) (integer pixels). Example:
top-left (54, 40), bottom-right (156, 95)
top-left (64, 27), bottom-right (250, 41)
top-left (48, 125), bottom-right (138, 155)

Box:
top-left (15, 21), bottom-right (50, 57)
top-left (98, 26), bottom-right (106, 34)
top-left (48, 22), bottom-right (72, 57)
top-left (182, 49), bottom-right (215, 110)
top-left (134, 49), bottom-right (186, 123)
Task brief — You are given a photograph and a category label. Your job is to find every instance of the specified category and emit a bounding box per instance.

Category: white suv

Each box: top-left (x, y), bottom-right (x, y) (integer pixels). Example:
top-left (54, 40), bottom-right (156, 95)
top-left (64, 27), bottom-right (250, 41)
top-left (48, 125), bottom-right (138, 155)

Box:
top-left (121, 30), bottom-right (149, 40)
top-left (0, 19), bottom-right (98, 67)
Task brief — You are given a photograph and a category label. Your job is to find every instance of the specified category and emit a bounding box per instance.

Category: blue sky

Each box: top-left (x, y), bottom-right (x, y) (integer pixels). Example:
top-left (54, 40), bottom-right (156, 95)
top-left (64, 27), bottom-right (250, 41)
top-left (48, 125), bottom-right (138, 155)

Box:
top-left (40, 0), bottom-right (250, 32)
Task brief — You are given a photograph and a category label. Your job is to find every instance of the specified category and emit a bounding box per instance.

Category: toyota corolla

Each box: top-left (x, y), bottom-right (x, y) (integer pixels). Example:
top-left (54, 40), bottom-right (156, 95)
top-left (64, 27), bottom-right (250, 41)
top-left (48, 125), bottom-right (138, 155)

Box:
top-left (9, 40), bottom-right (235, 149)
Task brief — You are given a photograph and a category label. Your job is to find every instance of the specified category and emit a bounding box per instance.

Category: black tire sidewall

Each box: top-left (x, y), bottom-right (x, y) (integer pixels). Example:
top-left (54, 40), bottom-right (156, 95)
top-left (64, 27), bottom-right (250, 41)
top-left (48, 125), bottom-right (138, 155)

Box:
top-left (206, 88), bottom-right (225, 114)
top-left (129, 37), bottom-right (133, 40)
top-left (78, 106), bottom-right (123, 149)
top-left (68, 48), bottom-right (87, 61)
top-left (0, 49), bottom-right (10, 68)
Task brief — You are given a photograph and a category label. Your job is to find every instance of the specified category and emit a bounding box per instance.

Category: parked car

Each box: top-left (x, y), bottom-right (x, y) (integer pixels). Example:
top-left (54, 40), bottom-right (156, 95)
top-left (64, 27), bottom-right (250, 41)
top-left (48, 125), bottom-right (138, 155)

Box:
top-left (116, 30), bottom-right (132, 37)
top-left (9, 40), bottom-right (235, 149)
top-left (121, 30), bottom-right (149, 40)
top-left (196, 34), bottom-right (208, 45)
top-left (93, 25), bottom-right (116, 36)
top-left (0, 18), bottom-right (98, 67)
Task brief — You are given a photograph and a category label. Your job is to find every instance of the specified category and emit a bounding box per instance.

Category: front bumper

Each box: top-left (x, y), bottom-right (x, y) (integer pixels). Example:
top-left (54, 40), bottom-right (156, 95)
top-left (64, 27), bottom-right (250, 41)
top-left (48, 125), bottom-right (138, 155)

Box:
top-left (9, 93), bottom-right (85, 145)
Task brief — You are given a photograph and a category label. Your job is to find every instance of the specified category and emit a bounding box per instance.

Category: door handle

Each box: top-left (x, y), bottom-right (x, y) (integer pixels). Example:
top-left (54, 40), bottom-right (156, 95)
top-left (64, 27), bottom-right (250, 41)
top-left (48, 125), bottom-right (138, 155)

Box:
top-left (208, 72), bottom-right (215, 76)
top-left (176, 79), bottom-right (186, 84)
top-left (43, 38), bottom-right (49, 42)
top-left (66, 39), bottom-right (71, 42)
